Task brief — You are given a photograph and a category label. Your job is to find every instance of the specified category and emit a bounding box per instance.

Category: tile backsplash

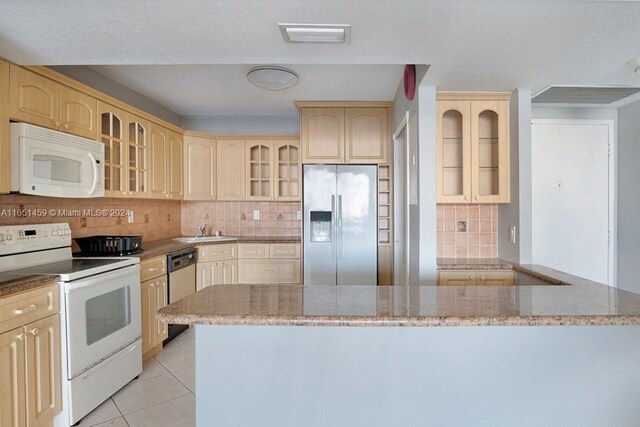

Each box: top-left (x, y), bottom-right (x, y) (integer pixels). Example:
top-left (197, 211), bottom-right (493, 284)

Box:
top-left (436, 204), bottom-right (498, 258)
top-left (181, 201), bottom-right (302, 237)
top-left (0, 195), bottom-right (182, 249)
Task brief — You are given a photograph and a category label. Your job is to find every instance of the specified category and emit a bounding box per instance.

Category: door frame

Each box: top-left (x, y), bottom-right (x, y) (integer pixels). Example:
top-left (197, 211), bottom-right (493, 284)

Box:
top-left (393, 111), bottom-right (410, 285)
top-left (531, 118), bottom-right (616, 286)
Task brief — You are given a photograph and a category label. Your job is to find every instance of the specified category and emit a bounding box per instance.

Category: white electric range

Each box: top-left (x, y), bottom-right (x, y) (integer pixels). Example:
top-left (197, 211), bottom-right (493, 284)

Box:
top-left (0, 223), bottom-right (142, 426)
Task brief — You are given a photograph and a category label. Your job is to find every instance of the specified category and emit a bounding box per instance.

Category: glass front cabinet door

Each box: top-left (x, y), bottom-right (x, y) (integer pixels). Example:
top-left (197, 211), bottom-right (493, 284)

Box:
top-left (98, 102), bottom-right (127, 197)
top-left (127, 114), bottom-right (149, 198)
top-left (436, 93), bottom-right (510, 204)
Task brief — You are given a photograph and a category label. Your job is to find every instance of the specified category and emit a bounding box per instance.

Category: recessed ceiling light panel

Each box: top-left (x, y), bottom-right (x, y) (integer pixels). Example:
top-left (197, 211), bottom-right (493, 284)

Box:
top-left (246, 66), bottom-right (299, 91)
top-left (279, 23), bottom-right (351, 44)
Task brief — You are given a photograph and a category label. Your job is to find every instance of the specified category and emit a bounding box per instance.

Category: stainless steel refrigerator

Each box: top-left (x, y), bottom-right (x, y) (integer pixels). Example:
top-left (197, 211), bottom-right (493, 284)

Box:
top-left (303, 165), bottom-right (377, 285)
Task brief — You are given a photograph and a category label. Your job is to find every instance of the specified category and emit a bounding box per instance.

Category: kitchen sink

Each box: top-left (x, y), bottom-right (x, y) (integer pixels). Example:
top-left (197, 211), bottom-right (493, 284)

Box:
top-left (173, 236), bottom-right (238, 243)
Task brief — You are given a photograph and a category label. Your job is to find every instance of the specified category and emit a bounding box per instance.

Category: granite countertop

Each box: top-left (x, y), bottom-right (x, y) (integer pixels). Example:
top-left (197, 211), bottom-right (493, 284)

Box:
top-left (0, 274), bottom-right (59, 297)
top-left (158, 264), bottom-right (640, 327)
top-left (437, 258), bottom-right (513, 270)
top-left (136, 236), bottom-right (301, 259)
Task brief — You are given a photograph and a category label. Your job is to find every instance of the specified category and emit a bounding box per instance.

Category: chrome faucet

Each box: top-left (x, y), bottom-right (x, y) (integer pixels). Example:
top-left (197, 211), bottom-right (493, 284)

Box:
top-left (198, 224), bottom-right (207, 237)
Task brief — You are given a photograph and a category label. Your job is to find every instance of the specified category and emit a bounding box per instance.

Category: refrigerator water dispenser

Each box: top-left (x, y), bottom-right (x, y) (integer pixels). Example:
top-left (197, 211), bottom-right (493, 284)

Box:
top-left (310, 211), bottom-right (332, 242)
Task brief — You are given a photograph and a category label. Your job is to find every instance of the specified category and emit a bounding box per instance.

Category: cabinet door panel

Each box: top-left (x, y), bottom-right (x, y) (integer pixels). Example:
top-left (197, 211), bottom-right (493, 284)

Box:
top-left (149, 124), bottom-right (168, 199)
top-left (25, 314), bottom-right (61, 426)
top-left (274, 140), bottom-right (301, 200)
top-left (345, 108), bottom-right (388, 164)
top-left (301, 108), bottom-right (344, 163)
top-left (477, 271), bottom-right (514, 286)
top-left (140, 279), bottom-right (157, 353)
top-left (9, 65), bottom-right (59, 129)
top-left (0, 60), bottom-right (10, 194)
top-left (59, 85), bottom-right (97, 139)
top-left (238, 259), bottom-right (300, 284)
top-left (245, 141), bottom-right (273, 200)
top-left (154, 277), bottom-right (168, 343)
top-left (220, 260), bottom-right (238, 285)
top-left (436, 100), bottom-right (472, 203)
top-left (437, 271), bottom-right (477, 286)
top-left (0, 326), bottom-right (26, 427)
top-left (198, 244), bottom-right (237, 262)
top-left (167, 131), bottom-right (183, 199)
top-left (184, 135), bottom-right (216, 200)
top-left (126, 114), bottom-right (150, 198)
top-left (197, 262), bottom-right (218, 290)
top-left (98, 102), bottom-right (128, 197)
top-left (216, 140), bottom-right (245, 200)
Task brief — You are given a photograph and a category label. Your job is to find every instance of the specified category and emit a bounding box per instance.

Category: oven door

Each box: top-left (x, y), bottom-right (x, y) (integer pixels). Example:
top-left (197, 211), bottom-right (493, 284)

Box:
top-left (19, 135), bottom-right (104, 198)
top-left (65, 265), bottom-right (141, 379)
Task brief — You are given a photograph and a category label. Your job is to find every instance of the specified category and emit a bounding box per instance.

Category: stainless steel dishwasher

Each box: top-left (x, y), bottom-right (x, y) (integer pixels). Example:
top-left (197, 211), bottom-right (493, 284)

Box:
top-left (165, 247), bottom-right (197, 345)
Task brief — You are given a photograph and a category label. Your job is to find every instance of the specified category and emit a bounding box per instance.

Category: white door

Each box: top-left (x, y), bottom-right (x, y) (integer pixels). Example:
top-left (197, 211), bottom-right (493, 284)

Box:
top-left (531, 119), bottom-right (614, 285)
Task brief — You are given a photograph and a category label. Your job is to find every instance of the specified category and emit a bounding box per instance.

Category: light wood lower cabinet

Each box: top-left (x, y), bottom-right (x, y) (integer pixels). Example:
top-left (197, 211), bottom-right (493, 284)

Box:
top-left (0, 284), bottom-right (61, 427)
top-left (140, 255), bottom-right (168, 360)
top-left (437, 270), bottom-right (515, 286)
top-left (197, 260), bottom-right (238, 289)
top-left (238, 243), bottom-right (301, 284)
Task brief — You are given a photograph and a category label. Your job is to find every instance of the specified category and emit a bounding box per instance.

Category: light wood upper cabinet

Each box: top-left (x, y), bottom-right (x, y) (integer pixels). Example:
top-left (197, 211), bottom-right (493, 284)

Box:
top-left (126, 114), bottom-right (150, 198)
top-left (345, 108), bottom-right (388, 163)
top-left (167, 131), bottom-right (183, 199)
top-left (99, 102), bottom-right (127, 197)
top-left (9, 65), bottom-right (97, 139)
top-left (59, 85), bottom-right (97, 139)
top-left (183, 134), bottom-right (216, 200)
top-left (300, 104), bottom-right (390, 165)
top-left (216, 140), bottom-right (245, 200)
top-left (436, 93), bottom-right (510, 204)
top-left (301, 107), bottom-right (345, 163)
top-left (0, 59), bottom-right (9, 194)
top-left (245, 141), bottom-right (273, 200)
top-left (0, 326), bottom-right (26, 427)
top-left (149, 123), bottom-right (168, 199)
top-left (274, 140), bottom-right (301, 200)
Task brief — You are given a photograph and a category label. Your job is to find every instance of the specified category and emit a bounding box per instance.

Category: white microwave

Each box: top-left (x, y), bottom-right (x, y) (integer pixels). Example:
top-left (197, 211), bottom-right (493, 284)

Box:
top-left (10, 123), bottom-right (105, 198)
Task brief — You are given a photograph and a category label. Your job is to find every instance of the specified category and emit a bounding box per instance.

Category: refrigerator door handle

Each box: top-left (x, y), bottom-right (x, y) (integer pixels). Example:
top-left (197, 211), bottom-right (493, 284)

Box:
top-left (331, 195), bottom-right (336, 259)
top-left (338, 195), bottom-right (343, 259)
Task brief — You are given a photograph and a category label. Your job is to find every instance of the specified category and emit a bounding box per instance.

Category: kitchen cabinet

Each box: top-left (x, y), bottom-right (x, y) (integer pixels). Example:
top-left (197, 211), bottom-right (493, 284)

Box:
top-left (99, 102), bottom-right (128, 197)
top-left (378, 164), bottom-right (393, 285)
top-left (0, 59), bottom-right (9, 194)
top-left (436, 92), bottom-right (510, 204)
top-left (9, 64), bottom-right (97, 139)
top-left (197, 244), bottom-right (239, 289)
top-left (0, 284), bottom-right (61, 427)
top-left (238, 243), bottom-right (301, 284)
top-left (126, 113), bottom-right (150, 198)
top-left (245, 139), bottom-right (301, 201)
top-left (216, 140), bottom-right (245, 200)
top-left (140, 255), bottom-right (168, 360)
top-left (149, 123), bottom-right (183, 200)
top-left (183, 134), bottom-right (216, 200)
top-left (299, 103), bottom-right (390, 164)
top-left (437, 270), bottom-right (514, 286)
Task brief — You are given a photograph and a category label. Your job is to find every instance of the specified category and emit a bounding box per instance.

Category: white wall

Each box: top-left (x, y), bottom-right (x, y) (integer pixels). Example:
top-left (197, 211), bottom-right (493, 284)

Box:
top-left (180, 115), bottom-right (299, 135)
top-left (616, 98), bottom-right (640, 293)
top-left (51, 65), bottom-right (181, 126)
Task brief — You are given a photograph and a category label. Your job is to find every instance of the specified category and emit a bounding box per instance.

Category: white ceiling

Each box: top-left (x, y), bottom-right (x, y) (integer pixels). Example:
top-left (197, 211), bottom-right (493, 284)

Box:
top-left (1, 0), bottom-right (640, 116)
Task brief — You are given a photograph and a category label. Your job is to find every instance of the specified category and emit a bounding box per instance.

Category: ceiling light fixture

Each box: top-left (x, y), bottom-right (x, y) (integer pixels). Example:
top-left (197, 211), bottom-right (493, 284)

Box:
top-left (246, 66), bottom-right (299, 91)
top-left (279, 23), bottom-right (351, 44)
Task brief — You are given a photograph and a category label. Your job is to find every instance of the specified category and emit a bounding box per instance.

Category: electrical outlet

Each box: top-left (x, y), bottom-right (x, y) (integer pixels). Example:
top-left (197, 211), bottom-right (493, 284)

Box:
top-left (510, 225), bottom-right (517, 244)
top-left (296, 210), bottom-right (302, 220)
top-left (127, 210), bottom-right (134, 224)
top-left (253, 210), bottom-right (260, 220)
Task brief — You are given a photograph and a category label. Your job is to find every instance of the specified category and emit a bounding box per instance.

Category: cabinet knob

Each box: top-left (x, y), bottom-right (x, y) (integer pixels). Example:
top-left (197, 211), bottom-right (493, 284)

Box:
top-left (475, 196), bottom-right (479, 201)
top-left (55, 121), bottom-right (61, 127)
top-left (29, 328), bottom-right (39, 336)
top-left (468, 276), bottom-right (473, 280)
top-left (464, 196), bottom-right (468, 201)
top-left (64, 123), bottom-right (70, 129)
top-left (480, 275), bottom-right (486, 280)
top-left (16, 333), bottom-right (25, 341)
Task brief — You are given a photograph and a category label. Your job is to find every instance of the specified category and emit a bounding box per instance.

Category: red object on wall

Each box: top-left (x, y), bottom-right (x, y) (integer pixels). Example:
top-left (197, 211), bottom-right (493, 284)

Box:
top-left (404, 64), bottom-right (416, 100)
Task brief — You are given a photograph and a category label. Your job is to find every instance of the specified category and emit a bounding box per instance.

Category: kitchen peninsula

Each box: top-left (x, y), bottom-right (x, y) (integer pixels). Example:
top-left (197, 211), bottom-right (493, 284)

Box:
top-left (159, 268), bottom-right (640, 427)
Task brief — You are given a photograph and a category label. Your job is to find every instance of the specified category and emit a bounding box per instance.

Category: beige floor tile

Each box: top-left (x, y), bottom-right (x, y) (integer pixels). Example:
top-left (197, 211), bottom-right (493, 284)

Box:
top-left (183, 325), bottom-right (196, 339)
top-left (92, 417), bottom-right (130, 427)
top-left (133, 358), bottom-right (169, 383)
top-left (154, 343), bottom-right (194, 373)
top-left (76, 398), bottom-right (122, 426)
top-left (124, 394), bottom-right (195, 427)
top-left (112, 373), bottom-right (190, 415)
top-left (172, 366), bottom-right (195, 393)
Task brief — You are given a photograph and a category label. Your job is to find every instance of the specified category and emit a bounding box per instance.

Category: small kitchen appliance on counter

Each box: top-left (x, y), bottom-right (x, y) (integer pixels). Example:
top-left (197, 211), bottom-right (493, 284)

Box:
top-left (74, 235), bottom-right (143, 256)
top-left (0, 223), bottom-right (142, 426)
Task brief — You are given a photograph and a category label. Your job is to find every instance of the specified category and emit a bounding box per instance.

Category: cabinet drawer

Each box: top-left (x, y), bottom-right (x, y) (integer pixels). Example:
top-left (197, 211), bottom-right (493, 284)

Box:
top-left (0, 284), bottom-right (59, 334)
top-left (437, 271), bottom-right (477, 286)
top-left (238, 259), bottom-right (301, 284)
top-left (140, 255), bottom-right (167, 282)
top-left (477, 271), bottom-right (515, 286)
top-left (238, 244), bottom-right (270, 259)
top-left (198, 243), bottom-right (237, 262)
top-left (269, 243), bottom-right (300, 259)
